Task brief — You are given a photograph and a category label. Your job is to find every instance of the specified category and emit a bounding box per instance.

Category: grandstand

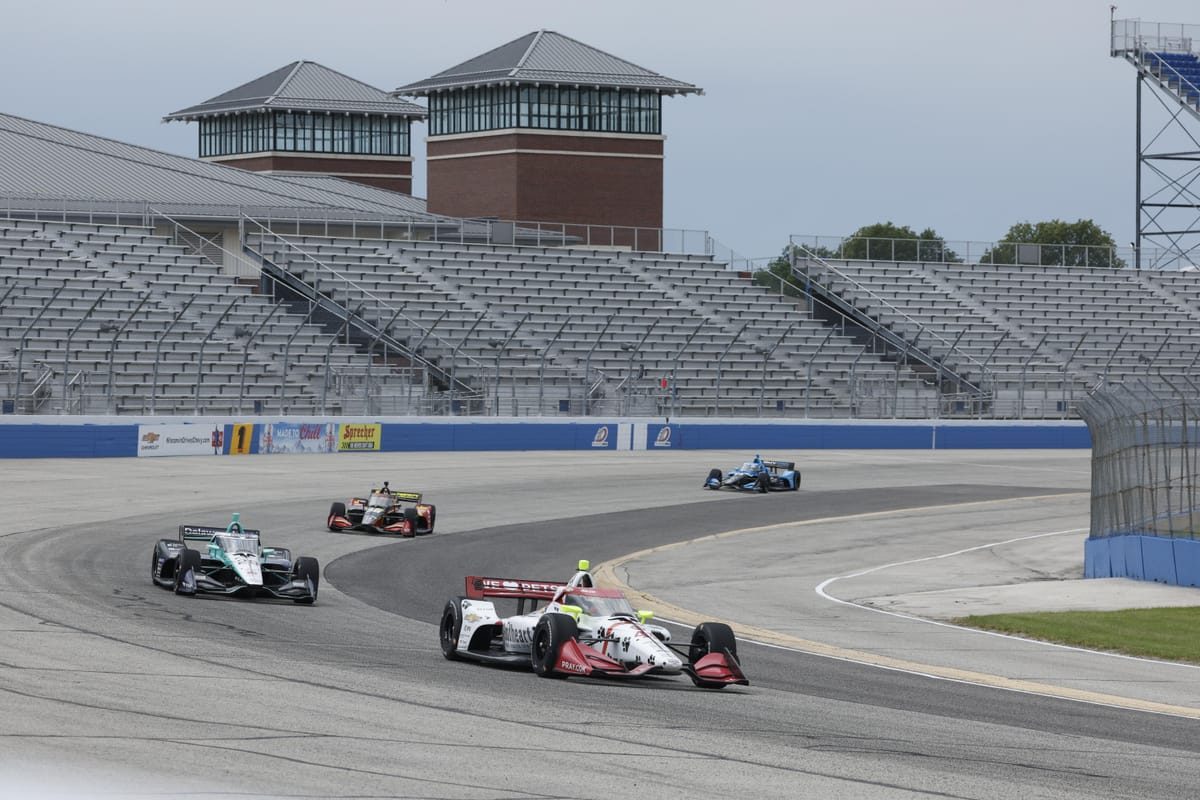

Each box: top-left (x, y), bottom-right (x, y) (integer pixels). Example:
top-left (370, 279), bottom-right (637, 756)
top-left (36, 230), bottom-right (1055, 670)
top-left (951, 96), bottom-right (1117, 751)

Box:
top-left (3, 21), bottom-right (1200, 420)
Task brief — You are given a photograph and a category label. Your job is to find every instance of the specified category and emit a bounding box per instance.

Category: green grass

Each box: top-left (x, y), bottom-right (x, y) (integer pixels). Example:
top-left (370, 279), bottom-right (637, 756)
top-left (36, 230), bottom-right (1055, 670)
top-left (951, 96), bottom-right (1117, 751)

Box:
top-left (953, 607), bottom-right (1200, 664)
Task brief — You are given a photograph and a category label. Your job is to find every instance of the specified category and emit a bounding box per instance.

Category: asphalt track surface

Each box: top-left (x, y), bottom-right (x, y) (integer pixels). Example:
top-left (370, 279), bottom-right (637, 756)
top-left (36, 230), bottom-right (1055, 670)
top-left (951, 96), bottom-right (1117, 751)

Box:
top-left (1, 449), bottom-right (1199, 799)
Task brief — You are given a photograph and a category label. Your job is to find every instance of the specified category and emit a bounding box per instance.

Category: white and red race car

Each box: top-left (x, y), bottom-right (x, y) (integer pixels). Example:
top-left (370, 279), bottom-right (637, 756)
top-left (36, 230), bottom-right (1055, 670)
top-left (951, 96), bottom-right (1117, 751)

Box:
top-left (439, 560), bottom-right (748, 689)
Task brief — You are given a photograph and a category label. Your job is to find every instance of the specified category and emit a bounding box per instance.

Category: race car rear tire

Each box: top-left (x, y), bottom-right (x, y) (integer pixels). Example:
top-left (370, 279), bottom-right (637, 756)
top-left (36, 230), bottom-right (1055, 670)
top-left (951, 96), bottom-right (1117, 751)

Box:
top-left (705, 468), bottom-right (722, 489)
top-left (689, 621), bottom-right (739, 665)
top-left (440, 597), bottom-right (465, 660)
top-left (292, 556), bottom-right (320, 604)
top-left (531, 613), bottom-right (577, 679)
top-left (173, 548), bottom-right (201, 595)
top-left (328, 502), bottom-right (346, 531)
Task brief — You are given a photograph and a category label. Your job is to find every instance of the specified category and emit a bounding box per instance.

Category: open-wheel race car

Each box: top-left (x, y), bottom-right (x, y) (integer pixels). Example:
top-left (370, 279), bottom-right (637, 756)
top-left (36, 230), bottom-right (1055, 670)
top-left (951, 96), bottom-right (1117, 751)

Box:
top-left (704, 454), bottom-right (800, 493)
top-left (151, 513), bottom-right (318, 603)
top-left (439, 560), bottom-right (748, 689)
top-left (327, 482), bottom-right (436, 536)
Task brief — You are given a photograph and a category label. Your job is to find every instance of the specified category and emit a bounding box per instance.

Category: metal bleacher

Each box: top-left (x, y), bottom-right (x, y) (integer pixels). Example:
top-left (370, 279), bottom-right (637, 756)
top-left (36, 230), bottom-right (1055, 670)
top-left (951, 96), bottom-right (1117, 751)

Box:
top-left (248, 233), bottom-right (938, 417)
top-left (0, 219), bottom-right (386, 414)
top-left (798, 254), bottom-right (1200, 416)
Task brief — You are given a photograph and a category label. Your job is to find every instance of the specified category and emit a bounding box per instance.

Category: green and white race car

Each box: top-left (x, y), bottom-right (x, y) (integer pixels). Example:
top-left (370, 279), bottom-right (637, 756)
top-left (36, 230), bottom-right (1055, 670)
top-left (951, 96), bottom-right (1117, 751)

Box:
top-left (151, 514), bottom-right (319, 604)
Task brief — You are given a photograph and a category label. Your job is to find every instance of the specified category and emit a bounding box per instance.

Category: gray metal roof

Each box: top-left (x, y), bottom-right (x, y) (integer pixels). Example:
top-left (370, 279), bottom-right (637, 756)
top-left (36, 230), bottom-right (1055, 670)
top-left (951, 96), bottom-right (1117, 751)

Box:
top-left (0, 112), bottom-right (433, 220)
top-left (165, 61), bottom-right (427, 121)
top-left (396, 30), bottom-right (701, 95)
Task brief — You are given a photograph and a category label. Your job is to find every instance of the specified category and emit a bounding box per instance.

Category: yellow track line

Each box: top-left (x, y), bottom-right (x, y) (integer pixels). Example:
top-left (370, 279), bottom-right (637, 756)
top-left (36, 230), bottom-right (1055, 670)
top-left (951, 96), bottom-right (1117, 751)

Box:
top-left (595, 492), bottom-right (1200, 719)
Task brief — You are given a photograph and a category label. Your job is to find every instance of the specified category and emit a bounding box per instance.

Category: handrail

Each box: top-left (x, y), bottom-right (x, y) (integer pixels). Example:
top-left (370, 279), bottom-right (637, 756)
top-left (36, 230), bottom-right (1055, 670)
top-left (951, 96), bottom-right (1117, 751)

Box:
top-left (241, 219), bottom-right (488, 383)
top-left (786, 250), bottom-right (992, 395)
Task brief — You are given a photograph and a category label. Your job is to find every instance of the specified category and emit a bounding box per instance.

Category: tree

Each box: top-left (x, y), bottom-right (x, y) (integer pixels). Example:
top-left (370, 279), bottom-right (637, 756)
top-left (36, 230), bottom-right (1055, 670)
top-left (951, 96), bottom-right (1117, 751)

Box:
top-left (837, 222), bottom-right (960, 263)
top-left (981, 219), bottom-right (1125, 268)
top-left (753, 243), bottom-right (834, 297)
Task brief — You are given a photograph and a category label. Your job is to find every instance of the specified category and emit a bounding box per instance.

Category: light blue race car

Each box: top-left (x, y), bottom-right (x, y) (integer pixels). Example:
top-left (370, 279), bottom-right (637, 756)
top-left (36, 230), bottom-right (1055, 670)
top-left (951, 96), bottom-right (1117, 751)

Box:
top-left (704, 455), bottom-right (800, 493)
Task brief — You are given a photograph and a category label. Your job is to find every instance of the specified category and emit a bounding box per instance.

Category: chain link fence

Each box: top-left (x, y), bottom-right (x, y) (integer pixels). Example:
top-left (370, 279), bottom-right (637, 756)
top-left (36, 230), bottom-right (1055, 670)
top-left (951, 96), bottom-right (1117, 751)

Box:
top-left (1079, 376), bottom-right (1200, 540)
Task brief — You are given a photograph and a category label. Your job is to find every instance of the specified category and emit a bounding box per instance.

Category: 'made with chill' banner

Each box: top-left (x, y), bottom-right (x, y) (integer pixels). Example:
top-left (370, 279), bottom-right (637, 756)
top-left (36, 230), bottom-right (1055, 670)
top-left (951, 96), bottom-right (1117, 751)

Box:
top-left (259, 422), bottom-right (336, 454)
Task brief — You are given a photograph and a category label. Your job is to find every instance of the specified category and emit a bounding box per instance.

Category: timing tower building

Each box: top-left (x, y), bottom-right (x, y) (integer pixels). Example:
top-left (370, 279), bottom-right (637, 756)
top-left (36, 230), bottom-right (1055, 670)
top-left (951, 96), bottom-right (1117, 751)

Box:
top-left (396, 31), bottom-right (701, 230)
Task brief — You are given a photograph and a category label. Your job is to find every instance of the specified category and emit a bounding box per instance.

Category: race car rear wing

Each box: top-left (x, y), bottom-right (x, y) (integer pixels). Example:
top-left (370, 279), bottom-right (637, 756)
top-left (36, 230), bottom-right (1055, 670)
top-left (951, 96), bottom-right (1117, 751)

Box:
top-left (179, 525), bottom-right (262, 542)
top-left (391, 491), bottom-right (422, 503)
top-left (465, 576), bottom-right (564, 601)
top-left (763, 460), bottom-right (795, 471)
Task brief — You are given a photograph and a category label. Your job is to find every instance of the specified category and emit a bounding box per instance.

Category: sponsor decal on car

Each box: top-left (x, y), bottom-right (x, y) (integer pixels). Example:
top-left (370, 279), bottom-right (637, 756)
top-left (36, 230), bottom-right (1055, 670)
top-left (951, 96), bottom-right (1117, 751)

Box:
top-left (558, 660), bottom-right (588, 674)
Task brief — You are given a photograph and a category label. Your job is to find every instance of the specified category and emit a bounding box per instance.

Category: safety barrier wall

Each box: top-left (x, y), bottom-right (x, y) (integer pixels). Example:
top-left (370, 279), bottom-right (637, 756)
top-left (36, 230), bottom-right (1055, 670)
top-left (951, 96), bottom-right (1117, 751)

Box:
top-left (0, 417), bottom-right (1090, 458)
top-left (1085, 534), bottom-right (1200, 587)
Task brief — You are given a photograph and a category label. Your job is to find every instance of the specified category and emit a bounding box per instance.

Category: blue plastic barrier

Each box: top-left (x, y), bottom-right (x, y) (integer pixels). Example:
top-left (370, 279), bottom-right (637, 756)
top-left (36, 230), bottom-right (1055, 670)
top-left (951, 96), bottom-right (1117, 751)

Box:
top-left (1085, 533), bottom-right (1200, 588)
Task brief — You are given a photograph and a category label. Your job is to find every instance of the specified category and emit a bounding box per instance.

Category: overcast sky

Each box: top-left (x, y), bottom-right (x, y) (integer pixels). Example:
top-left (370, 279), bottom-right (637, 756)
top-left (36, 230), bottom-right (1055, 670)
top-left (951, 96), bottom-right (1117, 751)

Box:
top-left (3, 0), bottom-right (1197, 258)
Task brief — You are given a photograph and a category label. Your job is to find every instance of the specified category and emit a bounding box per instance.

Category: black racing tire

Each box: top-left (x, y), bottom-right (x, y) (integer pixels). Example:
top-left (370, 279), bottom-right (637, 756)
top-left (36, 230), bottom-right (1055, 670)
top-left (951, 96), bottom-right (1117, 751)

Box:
top-left (328, 502), bottom-right (346, 531)
top-left (150, 548), bottom-right (160, 584)
top-left (425, 504), bottom-right (437, 534)
top-left (757, 474), bottom-right (770, 493)
top-left (793, 472), bottom-right (801, 490)
top-left (689, 621), bottom-right (739, 665)
top-left (440, 597), bottom-right (465, 660)
top-left (173, 548), bottom-right (201, 595)
top-left (292, 556), bottom-right (320, 604)
top-left (531, 613), bottom-right (578, 679)
top-left (403, 506), bottom-right (420, 534)
top-left (705, 468), bottom-right (722, 489)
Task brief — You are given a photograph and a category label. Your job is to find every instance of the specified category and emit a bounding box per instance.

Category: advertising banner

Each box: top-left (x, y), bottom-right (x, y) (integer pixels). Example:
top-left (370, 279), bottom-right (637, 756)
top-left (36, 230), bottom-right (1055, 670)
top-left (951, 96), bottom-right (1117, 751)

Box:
top-left (137, 424), bottom-right (223, 457)
top-left (338, 423), bottom-right (382, 452)
top-left (259, 422), bottom-right (336, 454)
top-left (227, 423), bottom-right (254, 455)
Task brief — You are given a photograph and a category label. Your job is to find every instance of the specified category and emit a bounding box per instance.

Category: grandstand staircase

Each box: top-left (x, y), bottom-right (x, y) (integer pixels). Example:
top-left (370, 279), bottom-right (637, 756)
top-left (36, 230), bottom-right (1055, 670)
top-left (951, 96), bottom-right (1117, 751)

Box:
top-left (793, 255), bottom-right (989, 403)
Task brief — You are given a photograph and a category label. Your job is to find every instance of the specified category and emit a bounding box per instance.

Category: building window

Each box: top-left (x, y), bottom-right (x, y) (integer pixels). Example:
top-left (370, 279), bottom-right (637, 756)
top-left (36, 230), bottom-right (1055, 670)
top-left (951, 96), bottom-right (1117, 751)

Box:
top-left (198, 112), bottom-right (410, 157)
top-left (428, 86), bottom-right (661, 136)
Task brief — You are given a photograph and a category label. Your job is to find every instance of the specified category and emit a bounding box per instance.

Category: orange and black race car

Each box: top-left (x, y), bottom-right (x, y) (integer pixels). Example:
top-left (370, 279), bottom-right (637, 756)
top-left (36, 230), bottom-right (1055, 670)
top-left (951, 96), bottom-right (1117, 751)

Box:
top-left (327, 482), bottom-right (436, 536)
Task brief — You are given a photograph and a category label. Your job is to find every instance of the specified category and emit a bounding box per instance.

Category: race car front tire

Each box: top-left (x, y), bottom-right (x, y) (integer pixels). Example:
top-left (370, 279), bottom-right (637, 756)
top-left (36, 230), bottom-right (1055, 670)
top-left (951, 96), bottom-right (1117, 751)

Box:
top-left (705, 468), bottom-right (722, 489)
top-left (328, 502), bottom-right (346, 531)
top-left (689, 622), bottom-right (739, 666)
top-left (292, 557), bottom-right (320, 604)
top-left (440, 597), bottom-right (465, 660)
top-left (173, 548), bottom-right (201, 595)
top-left (531, 613), bottom-right (577, 679)
top-left (403, 506), bottom-right (420, 536)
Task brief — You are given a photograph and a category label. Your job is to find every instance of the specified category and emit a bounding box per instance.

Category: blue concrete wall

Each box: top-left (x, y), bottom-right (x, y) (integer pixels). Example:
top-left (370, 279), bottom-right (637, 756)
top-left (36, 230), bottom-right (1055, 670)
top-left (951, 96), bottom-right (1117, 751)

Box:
top-left (1085, 534), bottom-right (1200, 588)
top-left (0, 417), bottom-right (1090, 458)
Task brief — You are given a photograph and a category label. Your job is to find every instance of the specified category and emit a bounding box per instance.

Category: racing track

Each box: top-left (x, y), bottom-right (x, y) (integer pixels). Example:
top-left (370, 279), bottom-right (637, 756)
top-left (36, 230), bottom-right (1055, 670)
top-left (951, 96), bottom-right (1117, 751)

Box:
top-left (1, 449), bottom-right (1198, 799)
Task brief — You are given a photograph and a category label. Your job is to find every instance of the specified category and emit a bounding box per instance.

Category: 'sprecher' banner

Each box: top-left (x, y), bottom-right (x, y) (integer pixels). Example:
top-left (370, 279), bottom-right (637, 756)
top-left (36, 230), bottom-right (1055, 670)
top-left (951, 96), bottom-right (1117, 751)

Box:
top-left (338, 423), bottom-right (381, 451)
top-left (138, 424), bottom-right (224, 457)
